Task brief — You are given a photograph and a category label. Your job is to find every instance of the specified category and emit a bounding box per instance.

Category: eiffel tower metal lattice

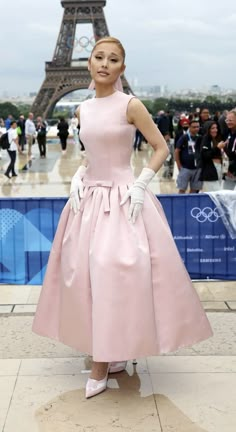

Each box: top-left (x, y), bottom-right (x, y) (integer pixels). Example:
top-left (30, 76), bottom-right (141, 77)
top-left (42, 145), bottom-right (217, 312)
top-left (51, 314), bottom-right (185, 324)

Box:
top-left (31, 0), bottom-right (133, 118)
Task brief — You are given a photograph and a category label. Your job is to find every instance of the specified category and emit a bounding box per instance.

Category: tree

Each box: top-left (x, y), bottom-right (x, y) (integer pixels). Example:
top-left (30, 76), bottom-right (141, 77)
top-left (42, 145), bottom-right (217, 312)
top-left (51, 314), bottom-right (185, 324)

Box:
top-left (0, 102), bottom-right (20, 120)
top-left (52, 109), bottom-right (71, 120)
top-left (141, 100), bottom-right (154, 114)
top-left (139, 96), bottom-right (236, 116)
top-left (152, 98), bottom-right (169, 115)
top-left (16, 104), bottom-right (32, 118)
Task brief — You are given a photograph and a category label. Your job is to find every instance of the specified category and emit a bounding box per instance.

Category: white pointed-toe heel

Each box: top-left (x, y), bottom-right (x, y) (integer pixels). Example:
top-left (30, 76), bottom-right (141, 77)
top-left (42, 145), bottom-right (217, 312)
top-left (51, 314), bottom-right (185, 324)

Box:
top-left (86, 371), bottom-right (108, 399)
top-left (109, 361), bottom-right (127, 373)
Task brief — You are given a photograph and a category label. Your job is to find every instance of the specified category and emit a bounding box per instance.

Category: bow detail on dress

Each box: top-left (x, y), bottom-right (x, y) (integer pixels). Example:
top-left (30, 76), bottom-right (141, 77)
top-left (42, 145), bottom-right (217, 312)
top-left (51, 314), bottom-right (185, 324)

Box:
top-left (80, 180), bottom-right (113, 213)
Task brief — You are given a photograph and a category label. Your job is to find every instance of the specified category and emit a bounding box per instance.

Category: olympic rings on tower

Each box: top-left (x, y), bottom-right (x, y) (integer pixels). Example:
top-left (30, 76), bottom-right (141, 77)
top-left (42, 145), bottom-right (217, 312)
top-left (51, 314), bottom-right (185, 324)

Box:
top-left (72, 36), bottom-right (95, 53)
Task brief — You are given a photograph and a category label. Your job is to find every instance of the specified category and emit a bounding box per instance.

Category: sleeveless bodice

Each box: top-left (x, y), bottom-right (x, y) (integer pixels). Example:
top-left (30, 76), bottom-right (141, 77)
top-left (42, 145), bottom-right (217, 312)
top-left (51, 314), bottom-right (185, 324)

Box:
top-left (80, 91), bottom-right (136, 184)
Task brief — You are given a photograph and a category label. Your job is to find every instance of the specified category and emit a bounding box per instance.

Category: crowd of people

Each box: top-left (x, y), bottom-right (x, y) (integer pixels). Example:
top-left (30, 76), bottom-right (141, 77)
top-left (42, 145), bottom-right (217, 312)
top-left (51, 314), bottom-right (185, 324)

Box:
top-left (0, 113), bottom-right (84, 179)
top-left (143, 107), bottom-right (236, 192)
top-left (174, 108), bottom-right (236, 192)
top-left (0, 113), bottom-right (48, 157)
top-left (0, 113), bottom-right (49, 178)
top-left (1, 106), bottom-right (236, 191)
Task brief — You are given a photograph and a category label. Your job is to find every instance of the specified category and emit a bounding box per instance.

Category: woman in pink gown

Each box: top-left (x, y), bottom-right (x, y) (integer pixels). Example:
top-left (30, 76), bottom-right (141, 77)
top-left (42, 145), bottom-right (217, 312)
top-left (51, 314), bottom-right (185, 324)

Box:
top-left (32, 37), bottom-right (213, 398)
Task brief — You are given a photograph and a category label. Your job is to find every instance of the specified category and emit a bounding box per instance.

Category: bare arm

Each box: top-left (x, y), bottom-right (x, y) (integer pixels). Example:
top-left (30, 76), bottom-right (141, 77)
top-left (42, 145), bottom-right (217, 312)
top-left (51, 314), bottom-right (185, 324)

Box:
top-left (15, 137), bottom-right (20, 151)
top-left (174, 148), bottom-right (182, 170)
top-left (127, 98), bottom-right (169, 173)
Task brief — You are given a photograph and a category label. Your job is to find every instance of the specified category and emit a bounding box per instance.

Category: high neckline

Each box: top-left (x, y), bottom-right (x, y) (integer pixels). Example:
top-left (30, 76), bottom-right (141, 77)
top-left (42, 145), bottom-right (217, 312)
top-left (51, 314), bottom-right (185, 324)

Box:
top-left (94, 91), bottom-right (118, 100)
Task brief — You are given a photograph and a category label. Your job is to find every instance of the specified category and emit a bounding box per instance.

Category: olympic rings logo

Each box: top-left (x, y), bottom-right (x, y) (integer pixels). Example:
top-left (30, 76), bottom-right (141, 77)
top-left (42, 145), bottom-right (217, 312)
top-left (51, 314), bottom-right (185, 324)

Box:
top-left (67, 35), bottom-right (95, 53)
top-left (191, 207), bottom-right (223, 223)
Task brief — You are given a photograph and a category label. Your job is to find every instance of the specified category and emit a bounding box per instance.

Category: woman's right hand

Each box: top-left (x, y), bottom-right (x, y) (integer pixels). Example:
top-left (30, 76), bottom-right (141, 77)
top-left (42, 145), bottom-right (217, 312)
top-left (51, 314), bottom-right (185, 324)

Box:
top-left (69, 165), bottom-right (87, 213)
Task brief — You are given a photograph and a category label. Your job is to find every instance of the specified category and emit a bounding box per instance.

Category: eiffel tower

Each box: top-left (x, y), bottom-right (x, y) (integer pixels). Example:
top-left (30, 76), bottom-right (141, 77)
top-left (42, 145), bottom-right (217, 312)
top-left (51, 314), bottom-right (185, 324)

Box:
top-left (31, 0), bottom-right (133, 118)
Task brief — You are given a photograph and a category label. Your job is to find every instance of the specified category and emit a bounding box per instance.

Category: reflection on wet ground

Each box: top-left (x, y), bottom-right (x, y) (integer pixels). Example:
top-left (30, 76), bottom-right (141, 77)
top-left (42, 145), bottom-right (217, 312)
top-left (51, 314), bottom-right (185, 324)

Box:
top-left (0, 140), bottom-right (177, 198)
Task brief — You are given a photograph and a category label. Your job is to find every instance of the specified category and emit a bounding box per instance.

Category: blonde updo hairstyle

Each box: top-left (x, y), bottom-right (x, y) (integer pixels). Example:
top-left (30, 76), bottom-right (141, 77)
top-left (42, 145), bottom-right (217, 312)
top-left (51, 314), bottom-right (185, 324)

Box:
top-left (91, 37), bottom-right (126, 63)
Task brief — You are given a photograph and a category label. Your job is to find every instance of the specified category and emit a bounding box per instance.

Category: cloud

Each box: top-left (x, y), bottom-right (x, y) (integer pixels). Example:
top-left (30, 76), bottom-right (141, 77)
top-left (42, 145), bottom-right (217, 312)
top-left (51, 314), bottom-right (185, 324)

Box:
top-left (0, 0), bottom-right (236, 95)
top-left (224, 13), bottom-right (236, 24)
top-left (27, 23), bottom-right (59, 36)
top-left (139, 18), bottom-right (216, 35)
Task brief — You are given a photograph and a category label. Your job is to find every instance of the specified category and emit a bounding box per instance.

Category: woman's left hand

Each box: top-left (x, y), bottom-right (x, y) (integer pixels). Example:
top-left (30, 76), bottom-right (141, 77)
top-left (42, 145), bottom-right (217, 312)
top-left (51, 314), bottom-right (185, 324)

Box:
top-left (120, 184), bottom-right (145, 223)
top-left (120, 167), bottom-right (155, 223)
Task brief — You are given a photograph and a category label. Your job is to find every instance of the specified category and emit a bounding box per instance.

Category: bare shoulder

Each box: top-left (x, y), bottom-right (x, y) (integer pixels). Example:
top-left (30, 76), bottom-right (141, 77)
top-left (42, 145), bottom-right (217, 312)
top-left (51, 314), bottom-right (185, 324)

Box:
top-left (127, 97), bottom-right (150, 124)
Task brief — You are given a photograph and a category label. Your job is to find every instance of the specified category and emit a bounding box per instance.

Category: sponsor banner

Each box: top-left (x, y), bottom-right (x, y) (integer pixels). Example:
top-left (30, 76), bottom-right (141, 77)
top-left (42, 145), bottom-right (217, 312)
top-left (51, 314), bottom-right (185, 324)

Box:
top-left (160, 194), bottom-right (236, 280)
top-left (0, 195), bottom-right (235, 284)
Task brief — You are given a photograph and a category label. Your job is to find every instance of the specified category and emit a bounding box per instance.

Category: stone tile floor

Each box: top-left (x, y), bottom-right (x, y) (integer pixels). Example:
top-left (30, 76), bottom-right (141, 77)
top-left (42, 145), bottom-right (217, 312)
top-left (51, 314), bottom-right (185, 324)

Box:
top-left (0, 282), bottom-right (235, 431)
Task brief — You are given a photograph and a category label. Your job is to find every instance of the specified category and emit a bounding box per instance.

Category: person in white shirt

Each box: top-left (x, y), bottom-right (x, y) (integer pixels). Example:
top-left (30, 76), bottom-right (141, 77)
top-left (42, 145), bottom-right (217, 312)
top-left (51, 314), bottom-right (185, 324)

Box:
top-left (25, 112), bottom-right (36, 159)
top-left (70, 113), bottom-right (79, 146)
top-left (4, 121), bottom-right (20, 178)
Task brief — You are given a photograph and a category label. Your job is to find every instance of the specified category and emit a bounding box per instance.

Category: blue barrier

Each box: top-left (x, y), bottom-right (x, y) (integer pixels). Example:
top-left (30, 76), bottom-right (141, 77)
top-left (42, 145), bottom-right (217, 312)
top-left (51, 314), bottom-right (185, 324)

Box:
top-left (0, 195), bottom-right (235, 284)
top-left (160, 194), bottom-right (236, 280)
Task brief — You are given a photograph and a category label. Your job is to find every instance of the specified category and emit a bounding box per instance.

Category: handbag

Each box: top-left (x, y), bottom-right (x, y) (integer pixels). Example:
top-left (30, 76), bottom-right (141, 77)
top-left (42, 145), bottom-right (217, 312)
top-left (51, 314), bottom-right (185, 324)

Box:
top-left (17, 126), bottom-right (22, 136)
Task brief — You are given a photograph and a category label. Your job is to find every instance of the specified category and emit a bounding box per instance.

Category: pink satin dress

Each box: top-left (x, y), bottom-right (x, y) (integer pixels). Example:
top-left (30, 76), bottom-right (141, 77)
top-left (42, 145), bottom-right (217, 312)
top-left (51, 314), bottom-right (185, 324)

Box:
top-left (32, 91), bottom-right (213, 361)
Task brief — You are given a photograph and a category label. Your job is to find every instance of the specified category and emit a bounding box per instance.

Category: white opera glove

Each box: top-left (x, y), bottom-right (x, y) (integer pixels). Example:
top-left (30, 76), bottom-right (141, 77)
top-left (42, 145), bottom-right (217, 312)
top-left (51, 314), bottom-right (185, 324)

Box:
top-left (69, 165), bottom-right (87, 213)
top-left (120, 167), bottom-right (155, 223)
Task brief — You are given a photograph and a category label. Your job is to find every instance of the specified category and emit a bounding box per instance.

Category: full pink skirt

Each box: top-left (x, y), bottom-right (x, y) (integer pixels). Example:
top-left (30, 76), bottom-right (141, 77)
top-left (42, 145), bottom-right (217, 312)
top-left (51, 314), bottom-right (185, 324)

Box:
top-left (33, 184), bottom-right (213, 361)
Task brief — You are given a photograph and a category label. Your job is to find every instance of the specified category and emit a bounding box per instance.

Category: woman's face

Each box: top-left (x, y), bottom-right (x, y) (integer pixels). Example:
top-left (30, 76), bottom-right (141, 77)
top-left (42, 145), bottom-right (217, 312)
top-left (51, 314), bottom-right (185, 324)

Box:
top-left (209, 124), bottom-right (218, 138)
top-left (88, 42), bottom-right (125, 87)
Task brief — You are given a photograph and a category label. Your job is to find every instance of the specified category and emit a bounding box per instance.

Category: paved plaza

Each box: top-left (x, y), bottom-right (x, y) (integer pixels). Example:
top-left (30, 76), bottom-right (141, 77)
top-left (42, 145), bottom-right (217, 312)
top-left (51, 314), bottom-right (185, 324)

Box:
top-left (0, 138), bottom-right (236, 431)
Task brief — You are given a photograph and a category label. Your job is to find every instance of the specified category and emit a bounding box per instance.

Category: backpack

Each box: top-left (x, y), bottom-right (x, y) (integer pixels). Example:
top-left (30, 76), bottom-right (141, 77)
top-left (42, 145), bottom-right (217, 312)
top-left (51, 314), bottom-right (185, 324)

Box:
top-left (0, 132), bottom-right (10, 150)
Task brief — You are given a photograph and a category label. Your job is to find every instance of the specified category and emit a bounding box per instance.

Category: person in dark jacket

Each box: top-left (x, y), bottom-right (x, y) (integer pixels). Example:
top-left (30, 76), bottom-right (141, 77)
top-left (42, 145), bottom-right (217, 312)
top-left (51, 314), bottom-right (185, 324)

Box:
top-left (218, 110), bottom-right (229, 140)
top-left (36, 116), bottom-right (47, 158)
top-left (200, 121), bottom-right (224, 191)
top-left (166, 111), bottom-right (174, 138)
top-left (155, 111), bottom-right (170, 137)
top-left (133, 129), bottom-right (143, 151)
top-left (223, 109), bottom-right (236, 190)
top-left (175, 120), bottom-right (202, 193)
top-left (199, 107), bottom-right (211, 136)
top-left (174, 117), bottom-right (190, 148)
top-left (17, 115), bottom-right (26, 152)
top-left (57, 117), bottom-right (69, 154)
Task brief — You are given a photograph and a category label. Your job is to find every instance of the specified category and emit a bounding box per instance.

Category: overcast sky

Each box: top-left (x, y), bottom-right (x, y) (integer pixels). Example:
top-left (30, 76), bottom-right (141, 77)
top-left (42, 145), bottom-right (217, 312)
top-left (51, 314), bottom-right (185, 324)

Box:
top-left (0, 0), bottom-right (236, 96)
